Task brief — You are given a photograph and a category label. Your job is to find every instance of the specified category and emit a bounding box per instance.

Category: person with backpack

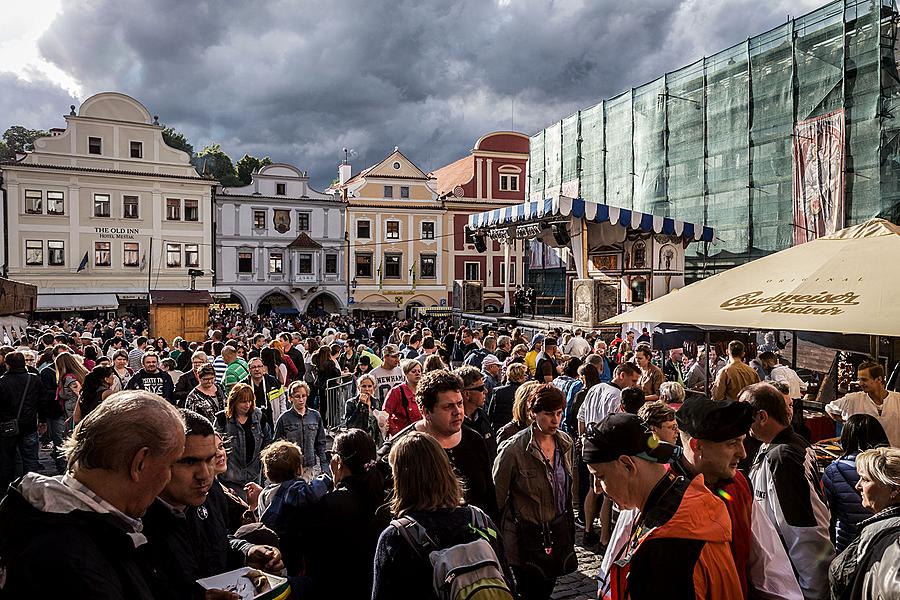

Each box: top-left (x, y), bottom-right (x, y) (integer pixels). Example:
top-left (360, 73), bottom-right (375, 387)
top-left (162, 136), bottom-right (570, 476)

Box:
top-left (372, 430), bottom-right (515, 600)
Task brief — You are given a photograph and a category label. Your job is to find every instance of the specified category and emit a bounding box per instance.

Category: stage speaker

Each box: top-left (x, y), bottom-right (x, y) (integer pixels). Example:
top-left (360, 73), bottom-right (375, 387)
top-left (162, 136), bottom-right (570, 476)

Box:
top-left (552, 223), bottom-right (571, 246)
top-left (462, 280), bottom-right (483, 313)
top-left (572, 276), bottom-right (619, 327)
top-left (473, 234), bottom-right (487, 253)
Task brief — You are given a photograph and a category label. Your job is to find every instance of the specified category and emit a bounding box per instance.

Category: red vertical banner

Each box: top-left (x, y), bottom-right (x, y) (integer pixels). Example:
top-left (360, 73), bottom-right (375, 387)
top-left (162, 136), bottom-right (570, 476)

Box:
top-left (792, 109), bottom-right (845, 245)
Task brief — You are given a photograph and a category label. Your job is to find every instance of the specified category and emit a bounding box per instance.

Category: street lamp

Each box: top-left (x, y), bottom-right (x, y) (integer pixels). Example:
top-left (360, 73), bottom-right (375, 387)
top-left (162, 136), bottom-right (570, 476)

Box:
top-left (351, 278), bottom-right (358, 291)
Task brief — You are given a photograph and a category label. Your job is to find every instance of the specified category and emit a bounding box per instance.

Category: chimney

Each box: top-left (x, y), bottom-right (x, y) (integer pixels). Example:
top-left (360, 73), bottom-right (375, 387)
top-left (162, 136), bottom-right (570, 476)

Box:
top-left (339, 162), bottom-right (351, 185)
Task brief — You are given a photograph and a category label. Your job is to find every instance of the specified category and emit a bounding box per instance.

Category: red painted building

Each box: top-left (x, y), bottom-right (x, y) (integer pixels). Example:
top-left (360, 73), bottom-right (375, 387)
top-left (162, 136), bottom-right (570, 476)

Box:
top-left (433, 132), bottom-right (528, 313)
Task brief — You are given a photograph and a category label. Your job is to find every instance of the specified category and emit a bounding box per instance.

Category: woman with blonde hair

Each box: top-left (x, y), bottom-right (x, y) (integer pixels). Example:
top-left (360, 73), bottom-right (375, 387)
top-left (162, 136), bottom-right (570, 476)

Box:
top-left (55, 352), bottom-right (88, 428)
top-left (830, 446), bottom-right (900, 597)
top-left (490, 362), bottom-right (529, 431)
top-left (372, 431), bottom-right (513, 599)
top-left (213, 382), bottom-right (272, 499)
top-left (422, 353), bottom-right (446, 373)
top-left (496, 379), bottom-right (539, 445)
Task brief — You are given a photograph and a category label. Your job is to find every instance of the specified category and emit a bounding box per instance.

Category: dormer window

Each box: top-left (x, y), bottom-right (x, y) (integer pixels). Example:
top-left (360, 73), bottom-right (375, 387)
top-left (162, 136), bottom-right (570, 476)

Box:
top-left (129, 141), bottom-right (143, 158)
top-left (498, 165), bottom-right (522, 192)
top-left (276, 183), bottom-right (286, 196)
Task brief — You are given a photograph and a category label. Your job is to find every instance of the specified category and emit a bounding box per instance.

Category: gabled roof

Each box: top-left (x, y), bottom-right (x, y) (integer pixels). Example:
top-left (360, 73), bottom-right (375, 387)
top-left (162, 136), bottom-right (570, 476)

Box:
top-left (432, 154), bottom-right (474, 197)
top-left (287, 232), bottom-right (323, 249)
top-left (365, 149), bottom-right (429, 179)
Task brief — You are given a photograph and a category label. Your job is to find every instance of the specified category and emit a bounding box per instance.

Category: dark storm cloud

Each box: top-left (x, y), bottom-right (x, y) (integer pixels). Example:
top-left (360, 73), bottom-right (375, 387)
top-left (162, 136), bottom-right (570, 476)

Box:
top-left (0, 72), bottom-right (78, 132)
top-left (11, 0), bottom-right (822, 186)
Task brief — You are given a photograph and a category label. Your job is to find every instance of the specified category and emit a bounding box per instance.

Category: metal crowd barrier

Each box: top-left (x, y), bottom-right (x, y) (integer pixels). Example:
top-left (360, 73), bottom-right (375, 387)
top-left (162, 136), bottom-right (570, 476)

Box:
top-left (324, 374), bottom-right (355, 429)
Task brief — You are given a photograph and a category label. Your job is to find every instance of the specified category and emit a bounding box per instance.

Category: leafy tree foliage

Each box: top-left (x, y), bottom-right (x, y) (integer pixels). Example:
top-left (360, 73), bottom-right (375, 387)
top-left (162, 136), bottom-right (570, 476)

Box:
top-left (0, 126), bottom-right (49, 159)
top-left (193, 143), bottom-right (240, 186)
top-left (235, 154), bottom-right (273, 186)
top-left (161, 126), bottom-right (194, 157)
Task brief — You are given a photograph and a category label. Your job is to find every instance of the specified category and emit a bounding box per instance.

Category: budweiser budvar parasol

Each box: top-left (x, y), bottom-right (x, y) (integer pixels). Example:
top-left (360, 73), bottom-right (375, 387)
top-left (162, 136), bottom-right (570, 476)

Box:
top-left (603, 219), bottom-right (900, 337)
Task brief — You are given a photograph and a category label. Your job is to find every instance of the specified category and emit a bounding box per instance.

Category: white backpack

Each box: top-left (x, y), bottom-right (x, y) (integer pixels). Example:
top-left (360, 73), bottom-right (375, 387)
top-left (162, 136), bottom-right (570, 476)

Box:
top-left (391, 506), bottom-right (514, 600)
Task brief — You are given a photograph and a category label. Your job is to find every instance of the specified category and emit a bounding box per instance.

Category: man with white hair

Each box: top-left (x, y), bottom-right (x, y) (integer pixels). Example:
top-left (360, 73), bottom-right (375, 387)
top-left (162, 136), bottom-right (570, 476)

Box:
top-left (0, 391), bottom-right (186, 598)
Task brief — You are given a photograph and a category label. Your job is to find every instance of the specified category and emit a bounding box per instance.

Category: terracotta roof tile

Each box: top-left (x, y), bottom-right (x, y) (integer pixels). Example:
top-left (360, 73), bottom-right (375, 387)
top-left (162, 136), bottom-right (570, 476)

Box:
top-left (432, 155), bottom-right (473, 196)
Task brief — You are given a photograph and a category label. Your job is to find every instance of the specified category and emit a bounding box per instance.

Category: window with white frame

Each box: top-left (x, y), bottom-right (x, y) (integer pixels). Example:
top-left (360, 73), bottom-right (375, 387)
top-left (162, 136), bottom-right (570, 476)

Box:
top-left (123, 242), bottom-right (140, 267)
top-left (130, 141), bottom-right (143, 158)
top-left (356, 220), bottom-right (371, 239)
top-left (500, 261), bottom-right (516, 285)
top-left (48, 240), bottom-right (65, 266)
top-left (498, 165), bottom-right (521, 192)
top-left (46, 191), bottom-right (65, 215)
top-left (184, 244), bottom-right (199, 267)
top-left (238, 251), bottom-right (253, 273)
top-left (384, 253), bottom-right (401, 278)
top-left (269, 251), bottom-right (283, 274)
top-left (95, 241), bottom-right (111, 267)
top-left (385, 220), bottom-right (400, 240)
top-left (88, 137), bottom-right (102, 155)
top-left (499, 174), bottom-right (519, 191)
top-left (400, 186), bottom-right (410, 199)
top-left (166, 243), bottom-right (182, 267)
top-left (298, 253), bottom-right (313, 274)
top-left (325, 254), bottom-right (338, 274)
top-left (166, 198), bottom-right (181, 220)
top-left (253, 210), bottom-right (266, 229)
top-left (420, 254), bottom-right (436, 278)
top-left (123, 195), bottom-right (139, 219)
top-left (93, 194), bottom-right (110, 217)
top-left (297, 213), bottom-right (310, 232)
top-left (464, 261), bottom-right (480, 281)
top-left (184, 199), bottom-right (199, 221)
top-left (25, 240), bottom-right (43, 265)
top-left (421, 221), bottom-right (435, 240)
top-left (25, 190), bottom-right (42, 214)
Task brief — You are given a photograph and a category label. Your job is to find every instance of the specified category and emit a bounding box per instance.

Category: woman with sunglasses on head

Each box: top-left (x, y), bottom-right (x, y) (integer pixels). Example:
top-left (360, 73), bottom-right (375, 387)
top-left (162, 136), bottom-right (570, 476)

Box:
top-left (343, 373), bottom-right (383, 446)
top-left (493, 383), bottom-right (576, 600)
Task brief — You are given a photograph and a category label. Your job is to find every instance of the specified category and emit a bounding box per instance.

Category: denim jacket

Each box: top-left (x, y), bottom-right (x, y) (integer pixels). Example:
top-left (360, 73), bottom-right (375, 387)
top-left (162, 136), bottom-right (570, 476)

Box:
top-left (273, 407), bottom-right (331, 475)
top-left (214, 408), bottom-right (272, 489)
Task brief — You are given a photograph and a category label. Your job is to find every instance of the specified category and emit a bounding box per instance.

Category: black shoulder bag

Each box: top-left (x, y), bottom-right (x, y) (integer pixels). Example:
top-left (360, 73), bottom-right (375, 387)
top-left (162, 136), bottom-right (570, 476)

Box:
top-left (1, 374), bottom-right (32, 437)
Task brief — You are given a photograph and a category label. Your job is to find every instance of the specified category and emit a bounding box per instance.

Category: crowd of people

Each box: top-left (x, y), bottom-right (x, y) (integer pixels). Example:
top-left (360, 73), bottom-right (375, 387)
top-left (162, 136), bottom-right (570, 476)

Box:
top-left (0, 312), bottom-right (898, 599)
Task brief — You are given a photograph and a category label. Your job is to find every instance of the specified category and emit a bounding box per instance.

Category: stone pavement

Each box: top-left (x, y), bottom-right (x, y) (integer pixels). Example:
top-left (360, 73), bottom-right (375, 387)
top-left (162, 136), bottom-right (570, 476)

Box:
top-left (551, 531), bottom-right (602, 600)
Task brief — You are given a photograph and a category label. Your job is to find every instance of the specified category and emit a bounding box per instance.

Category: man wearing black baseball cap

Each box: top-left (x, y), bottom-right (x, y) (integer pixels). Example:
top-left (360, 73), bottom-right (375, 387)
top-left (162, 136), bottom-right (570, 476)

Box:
top-left (674, 397), bottom-right (803, 600)
top-left (582, 413), bottom-right (742, 600)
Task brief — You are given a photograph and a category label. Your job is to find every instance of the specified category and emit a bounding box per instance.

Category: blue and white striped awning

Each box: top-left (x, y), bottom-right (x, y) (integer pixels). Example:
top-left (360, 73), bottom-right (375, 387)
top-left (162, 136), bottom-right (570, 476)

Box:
top-left (467, 196), bottom-right (714, 243)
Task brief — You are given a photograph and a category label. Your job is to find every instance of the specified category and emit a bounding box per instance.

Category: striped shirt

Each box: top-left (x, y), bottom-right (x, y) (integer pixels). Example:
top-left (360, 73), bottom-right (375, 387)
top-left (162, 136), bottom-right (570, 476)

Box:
top-left (212, 355), bottom-right (228, 383)
top-left (127, 347), bottom-right (145, 371)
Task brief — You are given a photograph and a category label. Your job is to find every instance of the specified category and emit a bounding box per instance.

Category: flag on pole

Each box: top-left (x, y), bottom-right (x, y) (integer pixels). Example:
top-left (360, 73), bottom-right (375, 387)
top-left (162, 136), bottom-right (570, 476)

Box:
top-left (76, 251), bottom-right (89, 273)
top-left (409, 262), bottom-right (416, 289)
top-left (140, 251), bottom-right (147, 271)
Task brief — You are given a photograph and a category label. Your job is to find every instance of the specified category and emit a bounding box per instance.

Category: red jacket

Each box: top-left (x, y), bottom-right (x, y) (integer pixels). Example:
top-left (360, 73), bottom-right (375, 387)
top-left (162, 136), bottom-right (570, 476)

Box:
top-left (611, 473), bottom-right (743, 600)
top-left (383, 383), bottom-right (422, 436)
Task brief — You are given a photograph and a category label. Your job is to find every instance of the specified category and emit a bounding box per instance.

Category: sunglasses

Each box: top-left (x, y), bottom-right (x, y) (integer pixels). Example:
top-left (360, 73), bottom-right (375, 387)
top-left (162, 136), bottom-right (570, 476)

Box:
top-left (466, 385), bottom-right (486, 393)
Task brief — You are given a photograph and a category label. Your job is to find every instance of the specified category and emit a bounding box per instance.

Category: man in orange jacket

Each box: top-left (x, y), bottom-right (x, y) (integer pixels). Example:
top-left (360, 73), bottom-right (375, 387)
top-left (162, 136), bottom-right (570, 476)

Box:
top-left (583, 413), bottom-right (742, 600)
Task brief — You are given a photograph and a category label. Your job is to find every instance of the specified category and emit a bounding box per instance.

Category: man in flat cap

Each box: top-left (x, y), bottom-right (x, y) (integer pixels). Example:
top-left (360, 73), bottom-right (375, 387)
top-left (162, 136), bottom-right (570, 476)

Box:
top-left (675, 397), bottom-right (803, 600)
top-left (582, 413), bottom-right (742, 600)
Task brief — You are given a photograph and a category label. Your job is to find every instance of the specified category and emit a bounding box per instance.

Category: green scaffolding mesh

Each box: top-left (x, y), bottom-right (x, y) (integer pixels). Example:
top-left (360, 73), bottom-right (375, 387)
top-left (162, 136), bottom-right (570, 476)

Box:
top-left (633, 77), bottom-right (667, 216)
top-left (544, 122), bottom-right (562, 194)
top-left (580, 102), bottom-right (605, 202)
top-left (605, 91), bottom-right (633, 209)
top-left (529, 130), bottom-right (544, 198)
top-left (526, 0), bottom-right (899, 273)
top-left (561, 113), bottom-right (580, 190)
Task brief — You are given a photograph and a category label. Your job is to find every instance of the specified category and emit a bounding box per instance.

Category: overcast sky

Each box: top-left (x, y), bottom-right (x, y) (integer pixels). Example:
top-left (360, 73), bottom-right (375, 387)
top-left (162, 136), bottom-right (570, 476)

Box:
top-left (1, 0), bottom-right (823, 188)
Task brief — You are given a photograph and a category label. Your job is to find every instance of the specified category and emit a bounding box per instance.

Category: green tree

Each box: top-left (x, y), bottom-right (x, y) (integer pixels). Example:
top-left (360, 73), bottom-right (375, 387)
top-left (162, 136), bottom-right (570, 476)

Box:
top-left (1, 125), bottom-right (49, 159)
top-left (235, 154), bottom-right (273, 186)
top-left (161, 126), bottom-right (194, 157)
top-left (193, 143), bottom-right (240, 186)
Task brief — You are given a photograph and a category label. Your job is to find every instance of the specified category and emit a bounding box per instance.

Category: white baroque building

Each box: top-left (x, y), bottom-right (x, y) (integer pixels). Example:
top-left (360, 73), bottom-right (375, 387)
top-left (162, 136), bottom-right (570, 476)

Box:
top-left (0, 92), bottom-right (214, 315)
top-left (215, 164), bottom-right (346, 314)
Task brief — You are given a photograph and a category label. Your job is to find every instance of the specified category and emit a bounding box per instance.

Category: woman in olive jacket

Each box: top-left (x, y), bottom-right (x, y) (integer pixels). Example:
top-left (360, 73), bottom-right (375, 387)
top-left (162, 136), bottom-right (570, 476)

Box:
top-left (493, 384), bottom-right (576, 600)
